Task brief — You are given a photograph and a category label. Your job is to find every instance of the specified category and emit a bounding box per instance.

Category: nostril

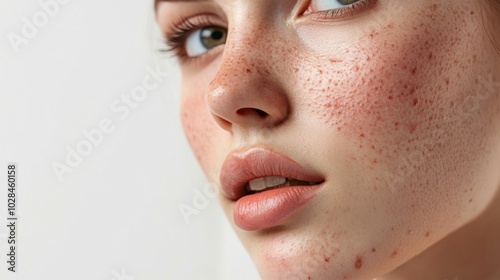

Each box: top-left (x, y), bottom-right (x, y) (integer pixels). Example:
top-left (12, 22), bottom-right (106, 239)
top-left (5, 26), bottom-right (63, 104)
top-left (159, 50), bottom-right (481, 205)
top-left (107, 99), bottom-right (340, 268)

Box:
top-left (237, 108), bottom-right (270, 118)
top-left (255, 109), bottom-right (269, 118)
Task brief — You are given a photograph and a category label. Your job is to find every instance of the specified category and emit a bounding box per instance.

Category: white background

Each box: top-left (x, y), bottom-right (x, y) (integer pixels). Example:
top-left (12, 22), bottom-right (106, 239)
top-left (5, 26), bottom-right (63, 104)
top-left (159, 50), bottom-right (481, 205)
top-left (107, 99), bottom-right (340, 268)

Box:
top-left (0, 0), bottom-right (259, 279)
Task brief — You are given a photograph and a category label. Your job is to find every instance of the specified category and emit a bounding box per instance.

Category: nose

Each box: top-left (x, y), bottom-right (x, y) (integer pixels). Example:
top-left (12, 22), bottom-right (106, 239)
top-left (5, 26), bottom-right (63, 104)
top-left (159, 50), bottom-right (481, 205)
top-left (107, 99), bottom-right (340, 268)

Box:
top-left (205, 33), bottom-right (291, 133)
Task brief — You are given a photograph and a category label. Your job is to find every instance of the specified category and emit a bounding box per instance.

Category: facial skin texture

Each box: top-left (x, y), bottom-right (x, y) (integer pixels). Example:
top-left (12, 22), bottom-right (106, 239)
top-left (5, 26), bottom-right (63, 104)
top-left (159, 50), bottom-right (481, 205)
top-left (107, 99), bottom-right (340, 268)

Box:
top-left (157, 1), bottom-right (500, 279)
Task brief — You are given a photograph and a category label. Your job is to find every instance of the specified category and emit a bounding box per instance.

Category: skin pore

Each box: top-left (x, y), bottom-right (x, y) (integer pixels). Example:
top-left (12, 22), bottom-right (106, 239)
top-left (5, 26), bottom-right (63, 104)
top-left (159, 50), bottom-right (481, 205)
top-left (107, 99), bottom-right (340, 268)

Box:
top-left (156, 1), bottom-right (500, 279)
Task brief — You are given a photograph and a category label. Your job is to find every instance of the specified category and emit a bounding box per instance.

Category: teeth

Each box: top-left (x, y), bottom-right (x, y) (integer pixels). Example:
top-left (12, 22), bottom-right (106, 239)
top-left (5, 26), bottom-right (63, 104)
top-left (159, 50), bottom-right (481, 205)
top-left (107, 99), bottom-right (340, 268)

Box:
top-left (248, 176), bottom-right (287, 191)
top-left (265, 176), bottom-right (287, 187)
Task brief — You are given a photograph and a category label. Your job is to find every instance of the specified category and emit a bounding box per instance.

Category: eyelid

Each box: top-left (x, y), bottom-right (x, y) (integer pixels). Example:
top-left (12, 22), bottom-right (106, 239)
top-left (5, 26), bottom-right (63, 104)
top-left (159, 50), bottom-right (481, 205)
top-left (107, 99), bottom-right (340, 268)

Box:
top-left (298, 0), bottom-right (376, 21)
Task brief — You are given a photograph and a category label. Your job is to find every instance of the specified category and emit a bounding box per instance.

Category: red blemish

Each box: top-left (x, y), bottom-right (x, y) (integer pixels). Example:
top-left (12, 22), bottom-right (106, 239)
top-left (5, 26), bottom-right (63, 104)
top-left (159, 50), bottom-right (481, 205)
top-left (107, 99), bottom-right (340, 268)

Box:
top-left (391, 250), bottom-right (398, 257)
top-left (371, 248), bottom-right (376, 253)
top-left (413, 98), bottom-right (419, 106)
top-left (411, 67), bottom-right (417, 75)
top-left (355, 256), bottom-right (363, 269)
top-left (388, 95), bottom-right (393, 100)
top-left (360, 133), bottom-right (365, 138)
top-left (324, 256), bottom-right (330, 263)
top-left (308, 277), bottom-right (312, 280)
top-left (246, 68), bottom-right (251, 73)
top-left (407, 229), bottom-right (412, 235)
top-left (425, 231), bottom-right (431, 237)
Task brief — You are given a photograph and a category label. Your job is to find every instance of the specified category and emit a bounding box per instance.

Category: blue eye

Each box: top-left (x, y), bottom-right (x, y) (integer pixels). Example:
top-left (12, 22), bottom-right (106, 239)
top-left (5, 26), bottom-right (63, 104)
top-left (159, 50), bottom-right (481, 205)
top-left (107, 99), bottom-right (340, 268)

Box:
top-left (313, 0), bottom-right (361, 11)
top-left (185, 26), bottom-right (227, 57)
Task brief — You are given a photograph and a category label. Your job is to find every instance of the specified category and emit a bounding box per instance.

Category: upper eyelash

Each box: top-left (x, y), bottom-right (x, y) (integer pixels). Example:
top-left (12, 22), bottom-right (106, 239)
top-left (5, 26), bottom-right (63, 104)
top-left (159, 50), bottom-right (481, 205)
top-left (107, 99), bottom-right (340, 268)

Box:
top-left (161, 15), bottom-right (223, 61)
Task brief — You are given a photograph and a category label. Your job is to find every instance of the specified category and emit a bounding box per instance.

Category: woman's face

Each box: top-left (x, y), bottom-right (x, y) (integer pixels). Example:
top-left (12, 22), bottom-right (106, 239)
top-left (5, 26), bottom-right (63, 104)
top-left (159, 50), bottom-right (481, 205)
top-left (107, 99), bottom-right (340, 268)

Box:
top-left (157, 0), bottom-right (500, 279)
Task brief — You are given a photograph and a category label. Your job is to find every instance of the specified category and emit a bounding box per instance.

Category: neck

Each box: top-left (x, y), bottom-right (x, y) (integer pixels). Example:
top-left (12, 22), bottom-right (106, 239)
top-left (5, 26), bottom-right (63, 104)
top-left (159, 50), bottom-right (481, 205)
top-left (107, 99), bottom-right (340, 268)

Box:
top-left (381, 186), bottom-right (500, 280)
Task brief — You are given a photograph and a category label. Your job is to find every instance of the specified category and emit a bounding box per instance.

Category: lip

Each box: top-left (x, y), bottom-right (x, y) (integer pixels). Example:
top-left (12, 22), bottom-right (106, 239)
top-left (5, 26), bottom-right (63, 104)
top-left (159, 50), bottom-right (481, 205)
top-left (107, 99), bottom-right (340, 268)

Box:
top-left (220, 147), bottom-right (325, 231)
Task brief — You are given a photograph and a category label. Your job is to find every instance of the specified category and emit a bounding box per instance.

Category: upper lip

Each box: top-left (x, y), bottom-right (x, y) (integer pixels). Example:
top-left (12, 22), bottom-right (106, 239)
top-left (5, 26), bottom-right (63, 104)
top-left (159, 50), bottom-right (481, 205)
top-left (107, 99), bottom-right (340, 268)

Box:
top-left (220, 147), bottom-right (325, 200)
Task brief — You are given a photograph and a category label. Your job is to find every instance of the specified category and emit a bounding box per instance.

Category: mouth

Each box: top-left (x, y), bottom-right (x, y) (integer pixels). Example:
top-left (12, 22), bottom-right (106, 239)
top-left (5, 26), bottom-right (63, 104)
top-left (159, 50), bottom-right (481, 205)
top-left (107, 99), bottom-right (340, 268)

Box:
top-left (245, 176), bottom-right (319, 194)
top-left (220, 147), bottom-right (325, 231)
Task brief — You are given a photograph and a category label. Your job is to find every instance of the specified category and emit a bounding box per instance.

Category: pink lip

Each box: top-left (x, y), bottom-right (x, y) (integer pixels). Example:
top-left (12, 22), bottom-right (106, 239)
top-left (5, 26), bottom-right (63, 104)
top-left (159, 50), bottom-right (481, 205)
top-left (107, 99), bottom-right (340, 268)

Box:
top-left (220, 147), bottom-right (325, 231)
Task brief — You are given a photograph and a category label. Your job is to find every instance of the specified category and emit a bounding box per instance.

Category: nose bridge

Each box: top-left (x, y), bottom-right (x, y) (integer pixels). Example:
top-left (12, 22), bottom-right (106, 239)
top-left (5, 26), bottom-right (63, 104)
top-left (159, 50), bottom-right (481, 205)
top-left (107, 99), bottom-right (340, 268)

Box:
top-left (216, 18), bottom-right (281, 86)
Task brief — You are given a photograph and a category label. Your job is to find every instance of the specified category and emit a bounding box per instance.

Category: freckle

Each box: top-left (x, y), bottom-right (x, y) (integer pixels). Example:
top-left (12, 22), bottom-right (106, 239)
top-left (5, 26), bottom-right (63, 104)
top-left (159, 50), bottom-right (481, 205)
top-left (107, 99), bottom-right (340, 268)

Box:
top-left (407, 229), bottom-right (412, 235)
top-left (371, 248), bottom-right (376, 253)
top-left (395, 122), bottom-right (399, 126)
top-left (391, 227), bottom-right (395, 231)
top-left (429, 52), bottom-right (433, 60)
top-left (355, 256), bottom-right (363, 269)
top-left (308, 276), bottom-right (312, 280)
top-left (469, 199), bottom-right (473, 203)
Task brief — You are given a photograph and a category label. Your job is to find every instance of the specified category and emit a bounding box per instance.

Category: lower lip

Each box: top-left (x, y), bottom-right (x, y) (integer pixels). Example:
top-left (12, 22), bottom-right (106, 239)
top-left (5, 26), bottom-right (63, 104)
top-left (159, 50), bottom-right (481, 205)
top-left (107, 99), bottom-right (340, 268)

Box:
top-left (233, 185), bottom-right (323, 231)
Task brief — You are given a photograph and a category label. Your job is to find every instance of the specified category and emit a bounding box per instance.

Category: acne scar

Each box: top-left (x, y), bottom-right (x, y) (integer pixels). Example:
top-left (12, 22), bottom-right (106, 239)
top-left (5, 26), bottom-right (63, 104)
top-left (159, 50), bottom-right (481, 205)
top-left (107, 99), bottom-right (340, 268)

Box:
top-left (354, 256), bottom-right (363, 269)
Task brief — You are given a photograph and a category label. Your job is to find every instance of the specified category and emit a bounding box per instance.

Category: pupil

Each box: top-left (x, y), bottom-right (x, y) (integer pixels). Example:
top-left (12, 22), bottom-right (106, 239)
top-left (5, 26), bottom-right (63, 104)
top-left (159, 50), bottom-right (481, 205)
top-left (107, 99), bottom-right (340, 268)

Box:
top-left (212, 31), bottom-right (223, 40)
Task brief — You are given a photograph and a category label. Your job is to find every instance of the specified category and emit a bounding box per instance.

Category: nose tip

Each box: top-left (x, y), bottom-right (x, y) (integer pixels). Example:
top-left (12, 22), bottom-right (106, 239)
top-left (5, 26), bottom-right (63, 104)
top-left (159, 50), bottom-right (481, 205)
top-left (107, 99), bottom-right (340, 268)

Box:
top-left (206, 71), bottom-right (290, 132)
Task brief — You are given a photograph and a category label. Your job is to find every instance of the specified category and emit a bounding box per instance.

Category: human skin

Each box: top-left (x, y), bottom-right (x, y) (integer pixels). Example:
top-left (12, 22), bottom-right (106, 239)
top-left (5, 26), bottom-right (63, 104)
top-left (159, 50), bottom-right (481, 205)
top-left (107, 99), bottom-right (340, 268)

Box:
top-left (156, 1), bottom-right (500, 279)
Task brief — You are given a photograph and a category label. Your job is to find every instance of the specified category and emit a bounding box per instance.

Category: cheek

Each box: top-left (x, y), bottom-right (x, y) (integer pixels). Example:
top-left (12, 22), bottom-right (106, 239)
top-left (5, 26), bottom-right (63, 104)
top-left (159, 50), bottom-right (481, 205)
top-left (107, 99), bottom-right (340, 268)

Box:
top-left (295, 0), bottom-right (500, 251)
top-left (300, 3), bottom-right (499, 184)
top-left (180, 89), bottom-right (220, 174)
